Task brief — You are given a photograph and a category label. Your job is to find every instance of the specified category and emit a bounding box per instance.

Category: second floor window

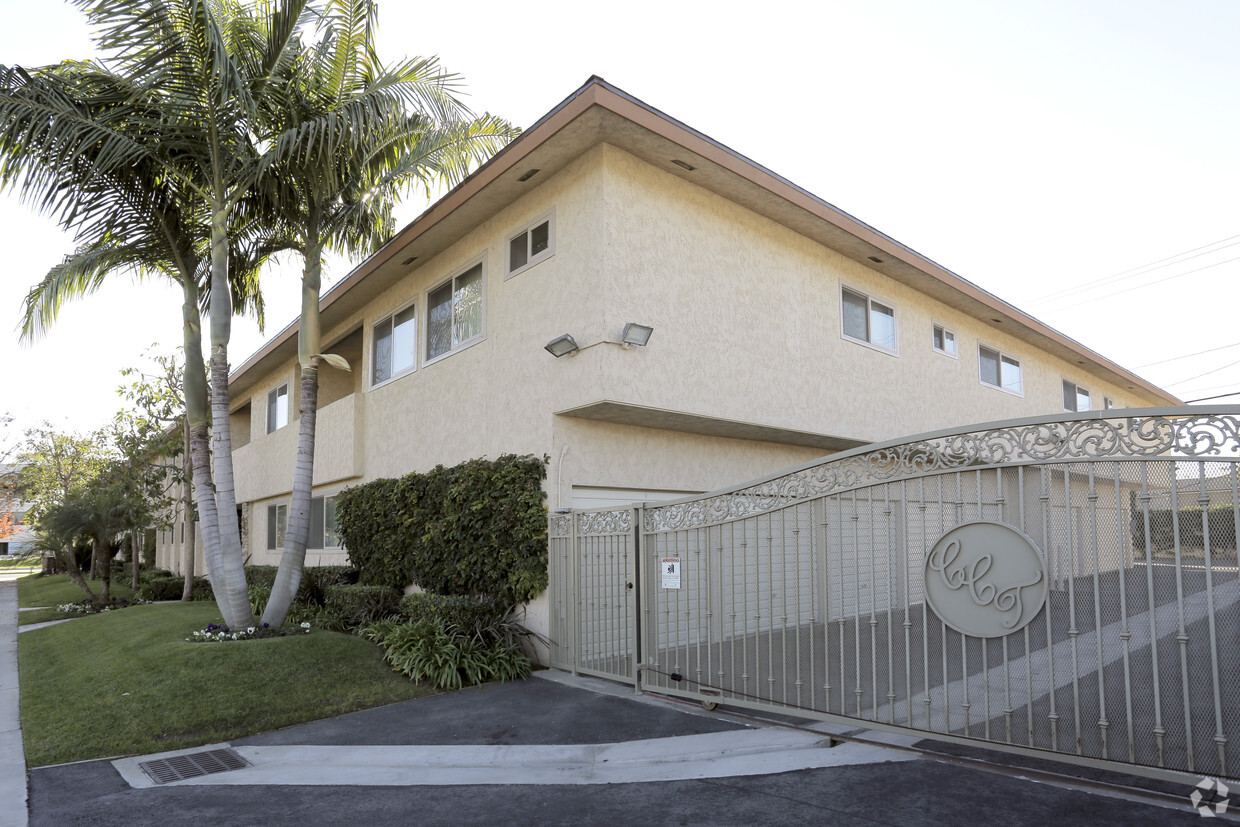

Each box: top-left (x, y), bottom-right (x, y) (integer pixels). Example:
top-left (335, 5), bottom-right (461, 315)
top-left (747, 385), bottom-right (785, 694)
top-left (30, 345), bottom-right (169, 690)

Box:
top-left (373, 304), bottom-right (417, 385)
top-left (267, 384), bottom-right (288, 433)
top-left (841, 287), bottom-right (897, 352)
top-left (427, 263), bottom-right (484, 361)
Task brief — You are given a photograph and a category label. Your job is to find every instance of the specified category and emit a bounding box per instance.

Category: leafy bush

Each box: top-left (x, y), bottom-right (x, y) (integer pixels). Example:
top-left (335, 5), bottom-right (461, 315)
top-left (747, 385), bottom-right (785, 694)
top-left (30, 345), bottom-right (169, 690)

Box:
top-left (137, 575), bottom-right (214, 602)
top-left (1131, 505), bottom-right (1238, 552)
top-left (400, 593), bottom-right (504, 631)
top-left (337, 454), bottom-right (548, 607)
top-left (245, 565), bottom-right (280, 590)
top-left (363, 615), bottom-right (532, 690)
top-left (324, 584), bottom-right (402, 630)
top-left (137, 577), bottom-right (182, 601)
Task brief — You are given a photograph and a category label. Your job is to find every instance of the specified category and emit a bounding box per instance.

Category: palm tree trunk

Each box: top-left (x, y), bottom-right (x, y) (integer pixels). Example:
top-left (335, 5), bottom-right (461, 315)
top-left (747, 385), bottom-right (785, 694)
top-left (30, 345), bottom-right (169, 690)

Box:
top-left (264, 239), bottom-right (323, 628)
top-left (181, 276), bottom-right (237, 627)
top-left (62, 547), bottom-right (95, 602)
top-left (205, 207), bottom-right (252, 628)
top-left (181, 415), bottom-right (196, 601)
top-left (131, 530), bottom-right (141, 592)
top-left (97, 538), bottom-right (111, 604)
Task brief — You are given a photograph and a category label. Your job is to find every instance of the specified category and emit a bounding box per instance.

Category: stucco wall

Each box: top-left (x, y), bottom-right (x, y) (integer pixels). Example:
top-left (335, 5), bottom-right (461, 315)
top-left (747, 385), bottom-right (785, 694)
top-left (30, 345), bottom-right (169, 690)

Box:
top-left (164, 140), bottom-right (1170, 646)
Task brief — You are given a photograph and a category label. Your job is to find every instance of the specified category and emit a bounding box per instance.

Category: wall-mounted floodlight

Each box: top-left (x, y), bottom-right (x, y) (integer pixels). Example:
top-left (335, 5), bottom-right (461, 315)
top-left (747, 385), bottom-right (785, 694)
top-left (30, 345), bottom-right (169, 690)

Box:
top-left (621, 323), bottom-right (654, 347)
top-left (544, 334), bottom-right (580, 358)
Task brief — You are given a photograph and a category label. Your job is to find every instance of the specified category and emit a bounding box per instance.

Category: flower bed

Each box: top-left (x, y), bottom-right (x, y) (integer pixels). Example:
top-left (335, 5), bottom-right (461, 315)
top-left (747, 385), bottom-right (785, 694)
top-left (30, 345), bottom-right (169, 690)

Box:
top-left (187, 621), bottom-right (313, 642)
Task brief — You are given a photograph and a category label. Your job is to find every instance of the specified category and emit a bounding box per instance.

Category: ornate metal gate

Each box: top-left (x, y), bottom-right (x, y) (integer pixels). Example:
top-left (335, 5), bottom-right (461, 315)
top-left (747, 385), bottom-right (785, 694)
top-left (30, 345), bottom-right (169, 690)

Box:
top-left (549, 408), bottom-right (1240, 783)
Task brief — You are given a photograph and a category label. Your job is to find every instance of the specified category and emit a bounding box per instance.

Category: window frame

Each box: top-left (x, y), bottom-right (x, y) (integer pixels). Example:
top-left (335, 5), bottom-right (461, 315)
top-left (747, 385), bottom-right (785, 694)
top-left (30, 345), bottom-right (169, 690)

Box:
top-left (1104, 397), bottom-right (1116, 410)
top-left (978, 343), bottom-right (1024, 396)
top-left (1062, 379), bottom-right (1091, 412)
top-left (266, 382), bottom-right (289, 434)
top-left (309, 494), bottom-right (344, 551)
top-left (370, 300), bottom-right (418, 389)
top-left (932, 323), bottom-right (958, 358)
top-left (424, 258), bottom-right (487, 365)
top-left (265, 503), bottom-right (287, 551)
top-left (840, 284), bottom-right (899, 355)
top-left (505, 210), bottom-right (555, 279)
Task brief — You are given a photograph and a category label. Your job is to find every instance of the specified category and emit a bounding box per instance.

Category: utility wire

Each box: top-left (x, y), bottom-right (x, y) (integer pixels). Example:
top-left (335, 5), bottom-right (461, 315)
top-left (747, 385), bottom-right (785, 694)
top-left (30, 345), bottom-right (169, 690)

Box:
top-left (1029, 232), bottom-right (1240, 306)
top-left (1185, 390), bottom-right (1240, 403)
top-left (1037, 253), bottom-right (1240, 314)
top-left (1166, 356), bottom-right (1240, 388)
top-left (1135, 340), bottom-right (1240, 369)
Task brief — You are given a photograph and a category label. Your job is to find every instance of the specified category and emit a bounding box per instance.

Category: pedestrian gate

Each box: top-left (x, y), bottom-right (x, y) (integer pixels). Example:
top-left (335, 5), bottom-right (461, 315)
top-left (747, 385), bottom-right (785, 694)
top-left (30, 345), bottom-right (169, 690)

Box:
top-left (548, 408), bottom-right (1240, 784)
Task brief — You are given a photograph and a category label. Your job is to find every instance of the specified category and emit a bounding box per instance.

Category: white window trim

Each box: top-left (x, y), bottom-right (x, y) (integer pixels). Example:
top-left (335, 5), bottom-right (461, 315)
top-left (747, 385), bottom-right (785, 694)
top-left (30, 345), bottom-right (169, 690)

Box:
top-left (840, 284), bottom-right (899, 356)
top-left (1062, 379), bottom-right (1091, 412)
top-left (424, 256), bottom-right (487, 367)
top-left (309, 492), bottom-right (346, 552)
top-left (978, 343), bottom-right (1024, 396)
top-left (505, 209), bottom-right (555, 280)
top-left (266, 503), bottom-right (288, 550)
top-left (266, 382), bottom-right (289, 434)
top-left (369, 299), bottom-right (418, 391)
top-left (932, 322), bottom-right (958, 359)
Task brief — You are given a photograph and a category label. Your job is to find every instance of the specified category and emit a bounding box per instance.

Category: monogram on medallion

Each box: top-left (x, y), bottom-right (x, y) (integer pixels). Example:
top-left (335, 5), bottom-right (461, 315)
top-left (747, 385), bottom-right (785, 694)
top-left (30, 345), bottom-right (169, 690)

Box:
top-left (924, 521), bottom-right (1048, 638)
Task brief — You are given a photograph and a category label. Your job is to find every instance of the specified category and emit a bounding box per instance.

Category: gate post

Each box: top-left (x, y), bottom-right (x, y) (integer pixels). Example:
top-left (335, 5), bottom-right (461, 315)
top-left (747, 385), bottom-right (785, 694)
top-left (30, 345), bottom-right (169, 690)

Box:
top-left (569, 510), bottom-right (579, 676)
top-left (632, 505), bottom-right (644, 693)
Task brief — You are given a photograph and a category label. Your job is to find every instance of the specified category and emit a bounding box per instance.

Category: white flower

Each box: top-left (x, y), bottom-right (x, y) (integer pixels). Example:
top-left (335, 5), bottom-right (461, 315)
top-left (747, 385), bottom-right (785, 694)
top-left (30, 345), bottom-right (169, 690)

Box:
top-left (247, 627), bottom-right (255, 634)
top-left (301, 622), bottom-right (311, 628)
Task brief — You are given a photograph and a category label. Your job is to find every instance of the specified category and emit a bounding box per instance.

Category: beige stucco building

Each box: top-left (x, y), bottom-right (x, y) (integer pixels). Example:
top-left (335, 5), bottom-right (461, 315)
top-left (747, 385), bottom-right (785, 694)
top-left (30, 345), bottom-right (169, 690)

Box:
top-left (155, 78), bottom-right (1177, 638)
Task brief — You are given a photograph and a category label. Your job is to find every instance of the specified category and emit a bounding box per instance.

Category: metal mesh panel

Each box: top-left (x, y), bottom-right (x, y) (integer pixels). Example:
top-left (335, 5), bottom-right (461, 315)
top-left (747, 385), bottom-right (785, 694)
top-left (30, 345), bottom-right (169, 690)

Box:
top-left (638, 457), bottom-right (1240, 781)
top-left (551, 411), bottom-right (1240, 782)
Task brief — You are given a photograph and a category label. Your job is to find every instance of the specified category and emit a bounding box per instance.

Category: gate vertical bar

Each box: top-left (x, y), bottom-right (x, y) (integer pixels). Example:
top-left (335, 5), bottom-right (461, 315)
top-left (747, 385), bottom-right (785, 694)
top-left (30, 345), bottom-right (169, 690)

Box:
top-left (632, 505), bottom-right (643, 692)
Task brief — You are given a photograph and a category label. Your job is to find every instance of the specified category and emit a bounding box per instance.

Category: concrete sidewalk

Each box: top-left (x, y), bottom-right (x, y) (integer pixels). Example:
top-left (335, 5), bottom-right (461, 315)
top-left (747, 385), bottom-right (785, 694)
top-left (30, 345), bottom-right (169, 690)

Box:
top-left (0, 581), bottom-right (27, 827)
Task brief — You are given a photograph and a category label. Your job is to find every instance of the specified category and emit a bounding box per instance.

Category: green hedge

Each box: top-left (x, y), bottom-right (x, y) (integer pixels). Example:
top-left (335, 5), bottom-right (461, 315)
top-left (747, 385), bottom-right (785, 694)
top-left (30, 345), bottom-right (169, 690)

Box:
top-left (1131, 506), bottom-right (1239, 552)
top-left (336, 454), bottom-right (548, 607)
top-left (136, 576), bottom-right (214, 602)
top-left (399, 593), bottom-right (504, 631)
top-left (324, 584), bottom-right (402, 628)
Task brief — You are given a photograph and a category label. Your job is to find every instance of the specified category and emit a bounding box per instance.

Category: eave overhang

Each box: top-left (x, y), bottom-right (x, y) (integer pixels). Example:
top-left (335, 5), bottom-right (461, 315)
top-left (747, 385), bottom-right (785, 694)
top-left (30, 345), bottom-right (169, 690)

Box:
top-left (227, 76), bottom-right (1179, 408)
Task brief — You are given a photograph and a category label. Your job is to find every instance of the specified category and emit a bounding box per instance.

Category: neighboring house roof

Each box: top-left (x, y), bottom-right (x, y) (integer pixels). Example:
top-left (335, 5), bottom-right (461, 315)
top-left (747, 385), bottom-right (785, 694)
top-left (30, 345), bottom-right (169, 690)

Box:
top-left (227, 76), bottom-right (1180, 407)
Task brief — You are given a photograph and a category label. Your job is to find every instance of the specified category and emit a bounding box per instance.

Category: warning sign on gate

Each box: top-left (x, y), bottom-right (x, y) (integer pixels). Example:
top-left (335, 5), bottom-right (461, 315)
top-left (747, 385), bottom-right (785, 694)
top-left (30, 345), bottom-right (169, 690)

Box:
top-left (661, 557), bottom-right (681, 589)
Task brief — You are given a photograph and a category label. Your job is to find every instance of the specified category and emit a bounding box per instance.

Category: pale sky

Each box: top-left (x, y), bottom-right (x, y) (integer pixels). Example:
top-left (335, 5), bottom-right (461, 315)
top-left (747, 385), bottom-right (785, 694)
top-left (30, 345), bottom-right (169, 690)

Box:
top-left (1, 0), bottom-right (1238, 444)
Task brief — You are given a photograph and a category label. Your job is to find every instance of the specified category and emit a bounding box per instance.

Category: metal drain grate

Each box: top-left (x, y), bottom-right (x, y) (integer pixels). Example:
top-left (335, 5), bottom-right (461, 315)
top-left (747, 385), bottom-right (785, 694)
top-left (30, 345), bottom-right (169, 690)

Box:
top-left (138, 747), bottom-right (250, 784)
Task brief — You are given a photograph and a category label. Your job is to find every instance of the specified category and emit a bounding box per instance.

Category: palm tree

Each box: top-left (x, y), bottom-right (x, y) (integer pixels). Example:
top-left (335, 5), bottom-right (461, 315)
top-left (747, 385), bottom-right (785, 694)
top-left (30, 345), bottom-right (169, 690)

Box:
top-left (0, 1), bottom-right (315, 628)
top-left (258, 1), bottom-right (517, 626)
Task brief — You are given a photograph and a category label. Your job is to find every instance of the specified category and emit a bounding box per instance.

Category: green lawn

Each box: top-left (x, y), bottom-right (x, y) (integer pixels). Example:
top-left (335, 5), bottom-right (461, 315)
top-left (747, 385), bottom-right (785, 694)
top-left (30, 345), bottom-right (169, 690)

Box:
top-left (19, 601), bottom-right (436, 766)
top-left (0, 556), bottom-right (40, 570)
top-left (16, 572), bottom-right (137, 609)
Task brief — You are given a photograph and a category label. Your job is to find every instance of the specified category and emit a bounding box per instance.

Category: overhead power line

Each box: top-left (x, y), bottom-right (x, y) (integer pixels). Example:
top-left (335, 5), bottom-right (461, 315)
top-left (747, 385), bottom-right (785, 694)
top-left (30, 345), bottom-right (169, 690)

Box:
top-left (1029, 231), bottom-right (1240, 306)
top-left (1184, 390), bottom-right (1240, 404)
top-left (1135, 340), bottom-right (1240, 369)
top-left (1037, 253), bottom-right (1240, 314)
top-left (1166, 356), bottom-right (1240, 388)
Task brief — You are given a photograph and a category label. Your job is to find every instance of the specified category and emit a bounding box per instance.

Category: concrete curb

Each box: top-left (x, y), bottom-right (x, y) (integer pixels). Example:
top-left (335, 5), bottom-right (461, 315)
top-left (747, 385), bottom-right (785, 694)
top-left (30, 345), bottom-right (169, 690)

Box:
top-left (0, 581), bottom-right (28, 827)
top-left (111, 728), bottom-right (913, 788)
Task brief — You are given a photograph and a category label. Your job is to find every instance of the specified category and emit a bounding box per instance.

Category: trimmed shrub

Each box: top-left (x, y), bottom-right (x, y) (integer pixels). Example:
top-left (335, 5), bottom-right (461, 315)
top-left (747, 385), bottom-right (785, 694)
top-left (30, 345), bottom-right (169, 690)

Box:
top-left (363, 615), bottom-right (532, 690)
top-left (1131, 505), bottom-right (1239, 553)
top-left (399, 593), bottom-right (504, 631)
top-left (137, 577), bottom-right (183, 601)
top-left (324, 584), bottom-right (402, 630)
top-left (245, 565), bottom-right (280, 590)
top-left (337, 454), bottom-right (548, 606)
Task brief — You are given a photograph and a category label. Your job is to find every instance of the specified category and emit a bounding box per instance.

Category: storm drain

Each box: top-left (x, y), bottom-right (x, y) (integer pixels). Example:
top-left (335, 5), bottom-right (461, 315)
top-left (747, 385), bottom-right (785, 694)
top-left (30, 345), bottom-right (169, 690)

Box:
top-left (138, 747), bottom-right (250, 784)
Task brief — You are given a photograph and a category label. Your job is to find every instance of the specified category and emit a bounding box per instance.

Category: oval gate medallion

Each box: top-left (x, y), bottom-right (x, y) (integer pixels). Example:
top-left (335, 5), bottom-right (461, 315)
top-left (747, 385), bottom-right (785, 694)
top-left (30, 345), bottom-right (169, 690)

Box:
top-left (924, 521), bottom-right (1047, 638)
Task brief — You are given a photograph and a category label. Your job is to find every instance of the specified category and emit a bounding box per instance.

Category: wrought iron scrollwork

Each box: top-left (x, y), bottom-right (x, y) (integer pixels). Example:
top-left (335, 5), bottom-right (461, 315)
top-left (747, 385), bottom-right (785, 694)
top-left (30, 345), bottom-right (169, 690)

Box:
top-left (640, 413), bottom-right (1240, 532)
top-left (577, 508), bottom-right (632, 536)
